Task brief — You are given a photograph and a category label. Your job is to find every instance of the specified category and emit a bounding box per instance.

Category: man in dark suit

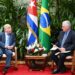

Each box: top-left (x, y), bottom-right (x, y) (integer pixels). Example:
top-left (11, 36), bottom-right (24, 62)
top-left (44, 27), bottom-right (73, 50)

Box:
top-left (50, 20), bottom-right (75, 74)
top-left (0, 24), bottom-right (16, 74)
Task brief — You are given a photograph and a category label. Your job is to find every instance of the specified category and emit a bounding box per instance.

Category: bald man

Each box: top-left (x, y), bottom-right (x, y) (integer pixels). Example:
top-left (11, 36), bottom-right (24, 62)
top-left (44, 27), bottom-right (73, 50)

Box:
top-left (50, 20), bottom-right (75, 74)
top-left (0, 24), bottom-right (15, 74)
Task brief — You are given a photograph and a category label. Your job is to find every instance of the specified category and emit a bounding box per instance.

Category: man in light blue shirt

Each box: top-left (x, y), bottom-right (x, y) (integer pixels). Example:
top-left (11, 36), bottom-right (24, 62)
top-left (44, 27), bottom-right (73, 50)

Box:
top-left (0, 24), bottom-right (16, 74)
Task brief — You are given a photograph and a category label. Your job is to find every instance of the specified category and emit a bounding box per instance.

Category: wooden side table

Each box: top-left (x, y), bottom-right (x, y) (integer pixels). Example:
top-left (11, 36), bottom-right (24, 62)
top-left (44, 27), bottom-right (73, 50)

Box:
top-left (25, 55), bottom-right (47, 71)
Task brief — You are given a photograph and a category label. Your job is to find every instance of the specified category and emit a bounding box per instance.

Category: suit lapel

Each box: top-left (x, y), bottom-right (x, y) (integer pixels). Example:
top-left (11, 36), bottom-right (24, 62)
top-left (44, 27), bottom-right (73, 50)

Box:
top-left (2, 33), bottom-right (5, 43)
top-left (9, 33), bottom-right (12, 45)
top-left (3, 33), bottom-right (12, 45)
top-left (60, 32), bottom-right (64, 44)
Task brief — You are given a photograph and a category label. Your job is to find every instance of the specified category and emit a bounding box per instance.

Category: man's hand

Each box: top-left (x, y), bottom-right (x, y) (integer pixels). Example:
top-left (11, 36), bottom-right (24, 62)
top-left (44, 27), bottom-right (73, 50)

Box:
top-left (5, 46), bottom-right (14, 50)
top-left (5, 46), bottom-right (8, 49)
top-left (7, 46), bottom-right (14, 50)
top-left (59, 47), bottom-right (66, 52)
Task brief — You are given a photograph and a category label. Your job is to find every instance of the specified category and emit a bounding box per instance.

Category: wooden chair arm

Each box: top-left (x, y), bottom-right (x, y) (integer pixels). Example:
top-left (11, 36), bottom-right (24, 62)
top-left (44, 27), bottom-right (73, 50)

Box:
top-left (14, 47), bottom-right (17, 52)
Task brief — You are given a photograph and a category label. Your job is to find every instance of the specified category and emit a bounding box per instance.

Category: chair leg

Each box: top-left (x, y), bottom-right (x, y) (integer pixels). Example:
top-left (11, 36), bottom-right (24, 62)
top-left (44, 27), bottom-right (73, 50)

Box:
top-left (51, 60), bottom-right (54, 70)
top-left (14, 58), bottom-right (18, 70)
top-left (14, 54), bottom-right (18, 70)
top-left (14, 47), bottom-right (18, 70)
top-left (71, 57), bottom-right (75, 74)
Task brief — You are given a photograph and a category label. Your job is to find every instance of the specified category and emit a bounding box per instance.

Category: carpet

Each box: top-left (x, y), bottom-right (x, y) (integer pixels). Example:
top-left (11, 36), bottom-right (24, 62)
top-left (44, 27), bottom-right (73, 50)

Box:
top-left (0, 65), bottom-right (72, 75)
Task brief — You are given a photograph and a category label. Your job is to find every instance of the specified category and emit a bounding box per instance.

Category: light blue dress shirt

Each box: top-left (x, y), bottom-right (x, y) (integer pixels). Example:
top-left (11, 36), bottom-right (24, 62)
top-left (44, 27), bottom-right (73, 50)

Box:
top-left (5, 33), bottom-right (10, 46)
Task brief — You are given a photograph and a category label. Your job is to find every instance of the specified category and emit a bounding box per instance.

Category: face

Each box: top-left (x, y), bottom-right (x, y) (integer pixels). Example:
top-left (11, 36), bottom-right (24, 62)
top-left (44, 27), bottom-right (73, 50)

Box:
top-left (4, 26), bottom-right (12, 34)
top-left (62, 25), bottom-right (70, 32)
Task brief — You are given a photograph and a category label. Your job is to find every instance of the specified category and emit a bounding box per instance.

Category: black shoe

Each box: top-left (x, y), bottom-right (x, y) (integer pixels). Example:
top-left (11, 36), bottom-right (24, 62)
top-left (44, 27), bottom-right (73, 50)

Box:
top-left (52, 69), bottom-right (60, 74)
top-left (60, 67), bottom-right (67, 73)
top-left (2, 67), bottom-right (9, 74)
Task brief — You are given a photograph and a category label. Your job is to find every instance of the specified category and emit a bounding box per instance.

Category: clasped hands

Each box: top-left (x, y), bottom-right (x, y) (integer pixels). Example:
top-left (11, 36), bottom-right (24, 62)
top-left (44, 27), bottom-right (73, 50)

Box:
top-left (53, 45), bottom-right (66, 52)
top-left (5, 46), bottom-right (14, 50)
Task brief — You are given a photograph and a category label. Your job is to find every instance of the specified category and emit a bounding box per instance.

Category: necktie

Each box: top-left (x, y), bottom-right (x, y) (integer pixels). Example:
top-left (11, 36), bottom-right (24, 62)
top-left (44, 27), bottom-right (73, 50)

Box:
top-left (61, 32), bottom-right (68, 47)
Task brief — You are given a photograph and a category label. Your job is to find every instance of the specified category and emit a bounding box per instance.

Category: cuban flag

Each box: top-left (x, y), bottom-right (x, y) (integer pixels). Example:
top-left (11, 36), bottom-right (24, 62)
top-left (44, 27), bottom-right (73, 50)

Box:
top-left (27, 0), bottom-right (38, 46)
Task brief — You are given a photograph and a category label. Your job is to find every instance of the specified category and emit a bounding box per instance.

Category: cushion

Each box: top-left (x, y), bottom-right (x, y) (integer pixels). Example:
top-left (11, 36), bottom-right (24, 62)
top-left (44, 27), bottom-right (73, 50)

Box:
top-left (66, 56), bottom-right (72, 59)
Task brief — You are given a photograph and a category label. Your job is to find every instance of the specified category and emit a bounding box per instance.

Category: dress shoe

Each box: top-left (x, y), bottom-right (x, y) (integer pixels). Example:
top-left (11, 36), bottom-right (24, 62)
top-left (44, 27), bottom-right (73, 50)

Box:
top-left (2, 67), bottom-right (9, 74)
top-left (52, 69), bottom-right (60, 74)
top-left (60, 67), bottom-right (67, 73)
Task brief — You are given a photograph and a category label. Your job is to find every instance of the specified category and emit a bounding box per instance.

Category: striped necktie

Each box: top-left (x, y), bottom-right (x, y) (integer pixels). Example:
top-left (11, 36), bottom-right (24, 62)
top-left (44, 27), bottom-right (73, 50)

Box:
top-left (61, 32), bottom-right (68, 47)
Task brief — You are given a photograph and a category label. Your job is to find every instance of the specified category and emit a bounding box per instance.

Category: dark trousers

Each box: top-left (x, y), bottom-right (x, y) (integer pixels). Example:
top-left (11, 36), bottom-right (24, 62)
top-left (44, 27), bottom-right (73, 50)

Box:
top-left (50, 49), bottom-right (71, 70)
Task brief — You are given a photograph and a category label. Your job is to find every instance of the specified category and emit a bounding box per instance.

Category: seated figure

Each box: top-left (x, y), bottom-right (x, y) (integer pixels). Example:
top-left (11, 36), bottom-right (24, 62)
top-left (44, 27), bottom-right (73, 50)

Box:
top-left (50, 20), bottom-right (75, 74)
top-left (0, 24), bottom-right (16, 74)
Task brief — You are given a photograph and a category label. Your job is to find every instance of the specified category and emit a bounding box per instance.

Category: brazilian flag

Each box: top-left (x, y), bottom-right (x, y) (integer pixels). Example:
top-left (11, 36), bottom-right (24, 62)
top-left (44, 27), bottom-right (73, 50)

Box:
top-left (39, 0), bottom-right (51, 53)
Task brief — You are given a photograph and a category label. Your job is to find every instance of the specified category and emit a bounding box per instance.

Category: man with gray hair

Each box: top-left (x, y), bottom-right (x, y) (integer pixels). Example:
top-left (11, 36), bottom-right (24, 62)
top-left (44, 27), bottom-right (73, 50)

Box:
top-left (0, 24), bottom-right (16, 74)
top-left (50, 20), bottom-right (75, 74)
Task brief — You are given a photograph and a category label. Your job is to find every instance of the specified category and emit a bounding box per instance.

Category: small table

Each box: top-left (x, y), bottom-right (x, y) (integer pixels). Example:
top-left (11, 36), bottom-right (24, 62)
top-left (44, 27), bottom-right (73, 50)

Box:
top-left (25, 55), bottom-right (47, 70)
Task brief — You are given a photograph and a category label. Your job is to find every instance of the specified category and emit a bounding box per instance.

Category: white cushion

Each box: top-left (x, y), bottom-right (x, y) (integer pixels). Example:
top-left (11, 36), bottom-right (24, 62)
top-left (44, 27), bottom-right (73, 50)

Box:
top-left (42, 54), bottom-right (47, 57)
top-left (66, 56), bottom-right (72, 59)
top-left (2, 52), bottom-right (15, 58)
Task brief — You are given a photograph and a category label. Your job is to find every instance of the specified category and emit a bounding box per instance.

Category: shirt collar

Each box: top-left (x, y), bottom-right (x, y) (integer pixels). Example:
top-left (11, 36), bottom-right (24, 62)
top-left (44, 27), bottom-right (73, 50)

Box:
top-left (5, 33), bottom-right (8, 35)
top-left (5, 32), bottom-right (11, 36)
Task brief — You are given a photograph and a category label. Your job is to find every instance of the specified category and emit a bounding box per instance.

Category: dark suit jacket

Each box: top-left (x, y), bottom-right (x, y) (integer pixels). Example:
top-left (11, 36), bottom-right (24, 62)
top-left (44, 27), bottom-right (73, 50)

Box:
top-left (0, 32), bottom-right (16, 49)
top-left (56, 30), bottom-right (75, 52)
